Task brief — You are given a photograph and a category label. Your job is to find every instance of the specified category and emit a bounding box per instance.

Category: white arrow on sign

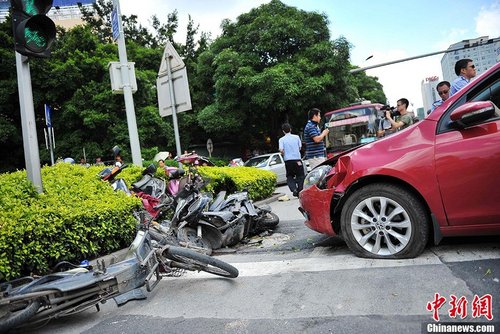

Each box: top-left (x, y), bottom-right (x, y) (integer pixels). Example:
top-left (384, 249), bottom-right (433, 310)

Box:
top-left (158, 41), bottom-right (185, 75)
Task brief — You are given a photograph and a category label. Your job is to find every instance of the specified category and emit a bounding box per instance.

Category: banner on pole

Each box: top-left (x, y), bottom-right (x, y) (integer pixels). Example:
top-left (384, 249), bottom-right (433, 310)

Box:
top-left (45, 104), bottom-right (52, 128)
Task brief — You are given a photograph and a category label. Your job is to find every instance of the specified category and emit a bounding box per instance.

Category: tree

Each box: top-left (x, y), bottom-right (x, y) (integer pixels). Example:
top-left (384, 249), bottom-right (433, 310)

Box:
top-left (348, 67), bottom-right (387, 104)
top-left (0, 0), bottom-right (386, 172)
top-left (0, 17), bottom-right (23, 172)
top-left (193, 0), bottom-right (353, 150)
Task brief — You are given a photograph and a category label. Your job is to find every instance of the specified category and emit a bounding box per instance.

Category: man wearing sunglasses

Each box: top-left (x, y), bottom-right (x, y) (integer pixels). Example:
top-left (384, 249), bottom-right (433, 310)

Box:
top-left (450, 58), bottom-right (476, 96)
top-left (429, 81), bottom-right (451, 114)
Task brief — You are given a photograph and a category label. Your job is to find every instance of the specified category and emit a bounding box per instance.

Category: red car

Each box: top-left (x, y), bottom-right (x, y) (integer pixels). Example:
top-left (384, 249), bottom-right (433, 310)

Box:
top-left (299, 62), bottom-right (500, 259)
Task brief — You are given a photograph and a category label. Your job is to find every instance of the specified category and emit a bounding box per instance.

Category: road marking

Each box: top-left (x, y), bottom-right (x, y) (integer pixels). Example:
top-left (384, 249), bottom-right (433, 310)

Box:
top-left (177, 245), bottom-right (500, 279)
top-left (430, 245), bottom-right (500, 263)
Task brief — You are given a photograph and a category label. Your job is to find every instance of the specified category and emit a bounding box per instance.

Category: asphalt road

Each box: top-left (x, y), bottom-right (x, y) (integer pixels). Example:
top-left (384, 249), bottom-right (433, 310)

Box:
top-left (22, 185), bottom-right (500, 334)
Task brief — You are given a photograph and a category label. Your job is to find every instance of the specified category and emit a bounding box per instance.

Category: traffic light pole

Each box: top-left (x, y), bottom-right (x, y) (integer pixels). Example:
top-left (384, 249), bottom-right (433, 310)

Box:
top-left (15, 52), bottom-right (43, 193)
top-left (113, 0), bottom-right (142, 167)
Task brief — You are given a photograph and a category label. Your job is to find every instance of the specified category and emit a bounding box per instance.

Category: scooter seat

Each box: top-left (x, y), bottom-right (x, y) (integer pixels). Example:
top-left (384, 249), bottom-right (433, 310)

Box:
top-left (131, 174), bottom-right (152, 191)
top-left (168, 168), bottom-right (185, 179)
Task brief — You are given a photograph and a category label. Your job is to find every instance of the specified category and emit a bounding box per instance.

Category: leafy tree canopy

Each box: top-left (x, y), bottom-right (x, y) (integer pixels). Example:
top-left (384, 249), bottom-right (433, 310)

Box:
top-left (0, 0), bottom-right (385, 172)
top-left (195, 0), bottom-right (356, 149)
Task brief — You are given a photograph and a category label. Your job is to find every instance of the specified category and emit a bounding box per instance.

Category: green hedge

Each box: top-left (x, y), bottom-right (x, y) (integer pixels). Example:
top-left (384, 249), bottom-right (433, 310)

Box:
top-left (0, 164), bottom-right (142, 281)
top-left (0, 164), bottom-right (276, 281)
top-left (198, 166), bottom-right (276, 201)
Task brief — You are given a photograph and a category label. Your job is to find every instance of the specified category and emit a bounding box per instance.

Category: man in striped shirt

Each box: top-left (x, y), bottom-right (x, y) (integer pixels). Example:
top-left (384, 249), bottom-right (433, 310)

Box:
top-left (303, 108), bottom-right (329, 169)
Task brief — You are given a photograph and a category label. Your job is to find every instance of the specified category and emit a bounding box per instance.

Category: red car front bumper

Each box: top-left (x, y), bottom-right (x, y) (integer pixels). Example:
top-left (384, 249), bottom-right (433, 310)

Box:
top-left (298, 185), bottom-right (337, 236)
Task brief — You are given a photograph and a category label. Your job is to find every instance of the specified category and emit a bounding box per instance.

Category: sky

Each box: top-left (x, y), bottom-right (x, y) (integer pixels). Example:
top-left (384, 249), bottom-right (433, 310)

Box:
top-left (120, 0), bottom-right (500, 110)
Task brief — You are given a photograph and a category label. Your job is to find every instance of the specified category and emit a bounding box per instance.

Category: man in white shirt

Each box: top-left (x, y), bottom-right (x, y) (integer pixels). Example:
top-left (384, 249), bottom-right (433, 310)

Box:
top-left (278, 123), bottom-right (305, 197)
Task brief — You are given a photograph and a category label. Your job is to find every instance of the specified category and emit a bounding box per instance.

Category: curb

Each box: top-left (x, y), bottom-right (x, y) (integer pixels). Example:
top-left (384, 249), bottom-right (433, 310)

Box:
top-left (254, 192), bottom-right (284, 206)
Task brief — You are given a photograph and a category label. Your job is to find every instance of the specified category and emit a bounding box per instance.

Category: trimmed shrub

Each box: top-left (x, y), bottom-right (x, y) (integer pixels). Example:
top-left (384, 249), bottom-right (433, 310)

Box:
top-left (198, 166), bottom-right (276, 201)
top-left (0, 164), bottom-right (141, 281)
top-left (0, 164), bottom-right (276, 281)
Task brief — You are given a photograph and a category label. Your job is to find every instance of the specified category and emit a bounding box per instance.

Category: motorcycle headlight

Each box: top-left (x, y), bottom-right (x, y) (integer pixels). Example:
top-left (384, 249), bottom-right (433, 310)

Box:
top-left (303, 165), bottom-right (332, 190)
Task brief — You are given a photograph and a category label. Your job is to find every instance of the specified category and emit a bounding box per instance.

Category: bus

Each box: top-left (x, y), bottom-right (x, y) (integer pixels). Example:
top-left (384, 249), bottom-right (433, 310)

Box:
top-left (324, 102), bottom-right (384, 156)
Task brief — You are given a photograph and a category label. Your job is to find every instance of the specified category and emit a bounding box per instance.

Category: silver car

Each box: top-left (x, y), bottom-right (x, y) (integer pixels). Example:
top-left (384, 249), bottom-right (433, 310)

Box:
top-left (244, 153), bottom-right (308, 185)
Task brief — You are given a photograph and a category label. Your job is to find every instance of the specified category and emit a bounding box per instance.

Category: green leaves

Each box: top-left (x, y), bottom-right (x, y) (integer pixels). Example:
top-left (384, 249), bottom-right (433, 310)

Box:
top-left (198, 166), bottom-right (276, 201)
top-left (0, 164), bottom-right (141, 280)
top-left (194, 1), bottom-right (356, 147)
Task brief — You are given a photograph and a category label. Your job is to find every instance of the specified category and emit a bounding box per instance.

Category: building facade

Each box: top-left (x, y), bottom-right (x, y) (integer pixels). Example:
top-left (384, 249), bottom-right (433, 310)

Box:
top-left (0, 0), bottom-right (95, 29)
top-left (421, 75), bottom-right (440, 113)
top-left (441, 36), bottom-right (500, 83)
top-left (0, 0), bottom-right (10, 22)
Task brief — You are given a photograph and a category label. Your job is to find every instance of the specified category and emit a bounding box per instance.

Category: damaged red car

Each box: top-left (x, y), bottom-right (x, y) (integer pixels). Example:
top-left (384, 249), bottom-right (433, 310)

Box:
top-left (299, 62), bottom-right (500, 259)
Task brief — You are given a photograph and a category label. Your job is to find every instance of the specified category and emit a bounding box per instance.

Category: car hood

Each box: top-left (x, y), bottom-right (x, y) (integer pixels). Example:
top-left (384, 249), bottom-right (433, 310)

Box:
top-left (318, 144), bottom-right (369, 167)
top-left (322, 119), bottom-right (437, 194)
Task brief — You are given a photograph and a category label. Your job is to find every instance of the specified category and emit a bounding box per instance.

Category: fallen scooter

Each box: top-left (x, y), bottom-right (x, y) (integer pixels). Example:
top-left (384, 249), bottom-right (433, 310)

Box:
top-left (161, 164), bottom-right (280, 255)
top-left (97, 163), bottom-right (131, 194)
top-left (0, 213), bottom-right (238, 333)
top-left (100, 161), bottom-right (280, 255)
top-left (99, 164), bottom-right (209, 253)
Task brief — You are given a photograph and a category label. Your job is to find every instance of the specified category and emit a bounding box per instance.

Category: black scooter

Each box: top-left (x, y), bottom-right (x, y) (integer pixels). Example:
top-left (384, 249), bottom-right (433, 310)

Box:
top-left (166, 169), bottom-right (280, 254)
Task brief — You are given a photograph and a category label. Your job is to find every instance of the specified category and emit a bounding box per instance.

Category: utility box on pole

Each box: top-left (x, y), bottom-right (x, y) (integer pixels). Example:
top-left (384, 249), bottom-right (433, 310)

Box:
top-left (109, 61), bottom-right (138, 94)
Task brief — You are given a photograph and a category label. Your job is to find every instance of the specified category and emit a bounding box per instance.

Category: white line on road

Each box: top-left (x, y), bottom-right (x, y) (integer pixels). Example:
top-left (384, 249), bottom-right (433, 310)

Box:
top-left (178, 246), bottom-right (500, 280)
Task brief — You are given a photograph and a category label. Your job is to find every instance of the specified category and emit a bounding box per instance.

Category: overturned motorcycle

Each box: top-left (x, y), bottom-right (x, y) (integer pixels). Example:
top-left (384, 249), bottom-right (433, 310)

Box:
top-left (153, 167), bottom-right (280, 255)
top-left (99, 162), bottom-right (280, 255)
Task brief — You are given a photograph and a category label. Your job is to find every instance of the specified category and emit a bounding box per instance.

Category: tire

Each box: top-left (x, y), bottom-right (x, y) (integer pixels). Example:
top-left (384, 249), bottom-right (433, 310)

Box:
top-left (0, 298), bottom-right (40, 332)
top-left (340, 183), bottom-right (429, 259)
top-left (165, 246), bottom-right (239, 278)
top-left (177, 227), bottom-right (213, 255)
top-left (256, 212), bottom-right (279, 230)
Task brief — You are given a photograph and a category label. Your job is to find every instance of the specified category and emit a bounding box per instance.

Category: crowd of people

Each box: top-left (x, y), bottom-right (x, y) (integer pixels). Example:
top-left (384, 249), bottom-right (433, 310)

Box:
top-left (278, 58), bottom-right (477, 196)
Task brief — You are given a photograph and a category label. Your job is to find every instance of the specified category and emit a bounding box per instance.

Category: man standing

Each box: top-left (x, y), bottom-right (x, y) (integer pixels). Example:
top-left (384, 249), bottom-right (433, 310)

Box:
top-left (304, 108), bottom-right (329, 169)
top-left (450, 59), bottom-right (476, 96)
top-left (430, 81), bottom-right (451, 113)
top-left (279, 123), bottom-right (304, 197)
top-left (385, 98), bottom-right (413, 131)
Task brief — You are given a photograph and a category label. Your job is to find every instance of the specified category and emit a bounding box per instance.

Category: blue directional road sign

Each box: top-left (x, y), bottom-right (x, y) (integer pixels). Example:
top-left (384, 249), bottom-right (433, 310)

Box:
top-left (111, 8), bottom-right (119, 41)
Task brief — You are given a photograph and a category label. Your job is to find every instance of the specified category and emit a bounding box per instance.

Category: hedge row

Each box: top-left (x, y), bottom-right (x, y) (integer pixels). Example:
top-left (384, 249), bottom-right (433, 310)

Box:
top-left (198, 166), bottom-right (276, 201)
top-left (0, 164), bottom-right (276, 280)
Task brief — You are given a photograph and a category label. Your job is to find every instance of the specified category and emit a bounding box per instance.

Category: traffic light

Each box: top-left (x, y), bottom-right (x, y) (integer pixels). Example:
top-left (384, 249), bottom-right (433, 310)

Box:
top-left (10, 0), bottom-right (56, 58)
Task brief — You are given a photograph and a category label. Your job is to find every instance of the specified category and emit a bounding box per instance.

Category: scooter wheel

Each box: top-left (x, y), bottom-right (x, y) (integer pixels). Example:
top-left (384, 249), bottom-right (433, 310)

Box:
top-left (0, 298), bottom-right (40, 332)
top-left (256, 212), bottom-right (279, 231)
top-left (165, 246), bottom-right (238, 278)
